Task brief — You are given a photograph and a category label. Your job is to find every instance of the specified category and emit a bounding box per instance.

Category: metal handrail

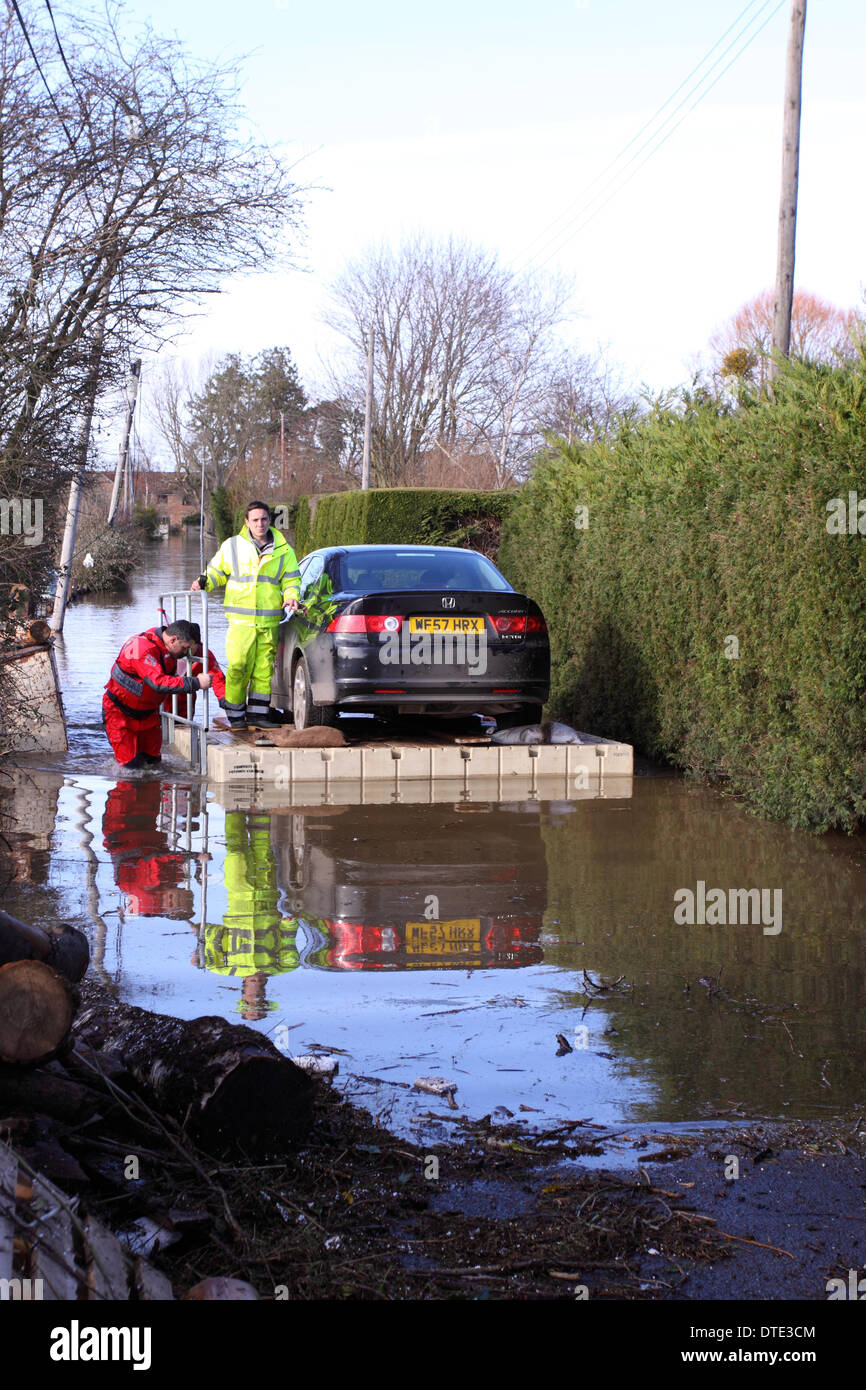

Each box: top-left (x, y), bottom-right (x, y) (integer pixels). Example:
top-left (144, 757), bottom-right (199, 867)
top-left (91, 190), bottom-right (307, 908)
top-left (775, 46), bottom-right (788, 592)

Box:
top-left (158, 589), bottom-right (212, 773)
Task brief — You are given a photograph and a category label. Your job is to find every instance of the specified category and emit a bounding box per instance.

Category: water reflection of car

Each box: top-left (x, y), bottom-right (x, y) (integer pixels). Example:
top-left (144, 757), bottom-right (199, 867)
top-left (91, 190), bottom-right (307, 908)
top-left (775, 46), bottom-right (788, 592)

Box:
top-left (274, 803), bottom-right (546, 972)
top-left (270, 545), bottom-right (550, 730)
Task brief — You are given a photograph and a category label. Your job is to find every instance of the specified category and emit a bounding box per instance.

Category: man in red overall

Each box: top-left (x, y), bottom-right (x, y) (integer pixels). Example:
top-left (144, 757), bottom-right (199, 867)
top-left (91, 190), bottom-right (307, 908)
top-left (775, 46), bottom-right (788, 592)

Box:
top-left (168, 623), bottom-right (227, 720)
top-left (103, 619), bottom-right (212, 768)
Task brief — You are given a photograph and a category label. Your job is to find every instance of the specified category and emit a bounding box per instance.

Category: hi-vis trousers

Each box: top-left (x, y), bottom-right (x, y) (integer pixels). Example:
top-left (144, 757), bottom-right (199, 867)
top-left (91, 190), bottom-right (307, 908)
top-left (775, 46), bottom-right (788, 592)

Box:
top-left (223, 624), bottom-right (278, 722)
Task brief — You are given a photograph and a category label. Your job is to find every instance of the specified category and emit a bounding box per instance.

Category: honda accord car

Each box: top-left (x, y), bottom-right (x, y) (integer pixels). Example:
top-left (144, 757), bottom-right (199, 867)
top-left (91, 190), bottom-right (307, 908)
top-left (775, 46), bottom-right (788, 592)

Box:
top-left (271, 544), bottom-right (550, 729)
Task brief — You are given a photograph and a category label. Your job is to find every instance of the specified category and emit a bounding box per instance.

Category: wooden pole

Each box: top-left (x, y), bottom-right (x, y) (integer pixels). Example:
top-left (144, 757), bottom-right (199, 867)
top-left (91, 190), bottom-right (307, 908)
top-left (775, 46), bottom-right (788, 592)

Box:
top-left (51, 291), bottom-right (110, 634)
top-left (107, 359), bottom-right (141, 526)
top-left (361, 326), bottom-right (374, 490)
top-left (769, 0), bottom-right (807, 383)
top-left (280, 410), bottom-right (286, 494)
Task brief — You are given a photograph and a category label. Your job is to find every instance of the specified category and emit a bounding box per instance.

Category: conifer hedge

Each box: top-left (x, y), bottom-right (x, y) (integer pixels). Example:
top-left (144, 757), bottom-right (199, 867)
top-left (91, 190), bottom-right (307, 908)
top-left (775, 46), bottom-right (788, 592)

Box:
top-left (291, 487), bottom-right (514, 559)
top-left (498, 358), bottom-right (866, 832)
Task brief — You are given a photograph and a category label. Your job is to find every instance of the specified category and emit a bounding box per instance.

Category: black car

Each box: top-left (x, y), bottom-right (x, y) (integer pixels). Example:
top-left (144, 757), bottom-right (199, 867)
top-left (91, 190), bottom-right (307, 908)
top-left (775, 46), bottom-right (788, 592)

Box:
top-left (271, 544), bottom-right (550, 729)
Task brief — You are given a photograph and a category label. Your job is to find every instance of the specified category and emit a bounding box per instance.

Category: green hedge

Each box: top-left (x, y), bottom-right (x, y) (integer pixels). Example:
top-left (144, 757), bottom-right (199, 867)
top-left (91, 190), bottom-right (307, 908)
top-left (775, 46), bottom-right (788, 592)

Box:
top-left (290, 487), bottom-right (515, 560)
top-left (498, 357), bottom-right (866, 832)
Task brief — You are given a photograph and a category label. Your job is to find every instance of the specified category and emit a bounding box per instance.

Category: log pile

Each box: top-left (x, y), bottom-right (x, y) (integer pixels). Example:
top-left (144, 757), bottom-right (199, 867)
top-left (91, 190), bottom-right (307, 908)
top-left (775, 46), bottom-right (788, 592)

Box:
top-left (0, 912), bottom-right (89, 1066)
top-left (0, 908), bottom-right (319, 1299)
top-left (0, 908), bottom-right (313, 1156)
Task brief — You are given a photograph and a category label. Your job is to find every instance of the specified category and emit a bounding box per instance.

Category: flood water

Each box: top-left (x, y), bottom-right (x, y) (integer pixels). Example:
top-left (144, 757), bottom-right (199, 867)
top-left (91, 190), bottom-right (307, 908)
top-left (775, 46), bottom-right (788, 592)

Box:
top-left (4, 535), bottom-right (866, 1153)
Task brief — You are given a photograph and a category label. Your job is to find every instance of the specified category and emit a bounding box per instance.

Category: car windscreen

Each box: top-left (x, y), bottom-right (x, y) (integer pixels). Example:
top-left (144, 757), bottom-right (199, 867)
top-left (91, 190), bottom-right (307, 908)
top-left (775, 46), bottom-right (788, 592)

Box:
top-left (337, 550), bottom-right (512, 593)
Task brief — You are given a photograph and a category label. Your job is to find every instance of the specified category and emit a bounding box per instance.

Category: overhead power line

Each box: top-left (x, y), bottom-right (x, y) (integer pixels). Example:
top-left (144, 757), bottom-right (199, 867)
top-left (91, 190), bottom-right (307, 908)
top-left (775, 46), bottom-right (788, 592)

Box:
top-left (516, 0), bottom-right (787, 273)
top-left (9, 0), bottom-right (78, 151)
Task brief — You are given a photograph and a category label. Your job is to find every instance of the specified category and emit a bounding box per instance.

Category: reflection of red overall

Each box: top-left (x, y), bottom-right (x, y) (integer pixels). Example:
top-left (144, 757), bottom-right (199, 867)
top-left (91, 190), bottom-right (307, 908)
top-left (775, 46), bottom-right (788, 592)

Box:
top-left (103, 627), bottom-right (198, 766)
top-left (170, 650), bottom-right (226, 720)
top-left (102, 780), bottom-right (191, 917)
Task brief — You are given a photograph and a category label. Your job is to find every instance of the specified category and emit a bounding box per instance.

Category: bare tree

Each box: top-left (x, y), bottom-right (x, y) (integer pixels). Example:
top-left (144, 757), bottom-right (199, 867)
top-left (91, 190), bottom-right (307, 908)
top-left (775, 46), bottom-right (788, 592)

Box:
top-left (537, 348), bottom-right (634, 445)
top-left (0, 0), bottom-right (304, 473)
top-left (323, 236), bottom-right (582, 489)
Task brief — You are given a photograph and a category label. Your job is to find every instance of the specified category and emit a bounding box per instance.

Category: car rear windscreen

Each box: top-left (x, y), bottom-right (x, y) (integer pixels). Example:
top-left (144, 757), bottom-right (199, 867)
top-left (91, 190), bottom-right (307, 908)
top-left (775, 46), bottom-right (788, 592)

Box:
top-left (338, 550), bottom-right (512, 592)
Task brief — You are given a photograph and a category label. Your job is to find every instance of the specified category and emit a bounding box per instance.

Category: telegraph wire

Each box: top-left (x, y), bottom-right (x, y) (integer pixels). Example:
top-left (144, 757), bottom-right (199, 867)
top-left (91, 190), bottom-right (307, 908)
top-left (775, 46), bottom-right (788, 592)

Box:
top-left (529, 0), bottom-right (787, 272)
top-left (516, 0), bottom-right (786, 273)
top-left (515, 0), bottom-right (773, 267)
top-left (9, 0), bottom-right (78, 151)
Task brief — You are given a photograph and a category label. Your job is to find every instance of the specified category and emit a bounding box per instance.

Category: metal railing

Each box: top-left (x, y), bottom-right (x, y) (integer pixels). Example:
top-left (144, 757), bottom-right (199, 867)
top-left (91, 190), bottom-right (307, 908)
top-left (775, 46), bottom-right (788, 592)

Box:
top-left (158, 589), bottom-right (211, 775)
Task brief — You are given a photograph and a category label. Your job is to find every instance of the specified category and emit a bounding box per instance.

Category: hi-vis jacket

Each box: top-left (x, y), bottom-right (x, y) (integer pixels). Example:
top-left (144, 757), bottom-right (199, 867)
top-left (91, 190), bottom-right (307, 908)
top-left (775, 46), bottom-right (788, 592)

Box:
top-left (203, 525), bottom-right (301, 627)
top-left (104, 627), bottom-right (197, 721)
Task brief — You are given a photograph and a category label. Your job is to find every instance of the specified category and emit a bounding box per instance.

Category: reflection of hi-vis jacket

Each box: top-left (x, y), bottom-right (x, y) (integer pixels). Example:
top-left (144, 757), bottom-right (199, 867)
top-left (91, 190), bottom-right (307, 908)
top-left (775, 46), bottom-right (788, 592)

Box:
top-left (203, 811), bottom-right (299, 977)
top-left (204, 920), bottom-right (300, 977)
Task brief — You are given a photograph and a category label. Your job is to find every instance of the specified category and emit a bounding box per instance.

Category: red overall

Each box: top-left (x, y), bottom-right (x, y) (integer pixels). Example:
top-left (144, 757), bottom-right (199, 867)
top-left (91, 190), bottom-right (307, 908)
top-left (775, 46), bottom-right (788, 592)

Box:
top-left (102, 780), bottom-right (192, 917)
top-left (103, 627), bottom-right (198, 766)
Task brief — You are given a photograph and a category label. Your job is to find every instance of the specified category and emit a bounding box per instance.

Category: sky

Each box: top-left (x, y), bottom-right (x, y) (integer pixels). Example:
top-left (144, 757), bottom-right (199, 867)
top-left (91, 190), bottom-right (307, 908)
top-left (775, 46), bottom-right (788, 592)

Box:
top-left (88, 0), bottom-right (866, 441)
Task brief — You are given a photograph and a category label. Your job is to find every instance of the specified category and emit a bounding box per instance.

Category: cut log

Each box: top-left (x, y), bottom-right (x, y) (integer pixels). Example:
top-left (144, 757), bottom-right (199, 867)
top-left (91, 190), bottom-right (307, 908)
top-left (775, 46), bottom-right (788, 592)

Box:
top-left (0, 911), bottom-right (89, 984)
top-left (0, 960), bottom-right (76, 1065)
top-left (27, 619), bottom-right (53, 645)
top-left (74, 1002), bottom-right (314, 1157)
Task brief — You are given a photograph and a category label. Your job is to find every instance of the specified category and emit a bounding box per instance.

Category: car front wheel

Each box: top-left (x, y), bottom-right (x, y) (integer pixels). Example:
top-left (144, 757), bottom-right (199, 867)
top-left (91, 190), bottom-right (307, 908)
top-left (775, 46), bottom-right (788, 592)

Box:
top-left (292, 656), bottom-right (338, 730)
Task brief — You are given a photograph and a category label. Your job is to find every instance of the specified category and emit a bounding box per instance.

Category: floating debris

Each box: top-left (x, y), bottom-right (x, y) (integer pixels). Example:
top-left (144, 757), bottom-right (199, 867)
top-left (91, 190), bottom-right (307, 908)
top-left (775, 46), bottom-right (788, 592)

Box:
top-left (413, 1076), bottom-right (459, 1109)
top-left (290, 1055), bottom-right (340, 1076)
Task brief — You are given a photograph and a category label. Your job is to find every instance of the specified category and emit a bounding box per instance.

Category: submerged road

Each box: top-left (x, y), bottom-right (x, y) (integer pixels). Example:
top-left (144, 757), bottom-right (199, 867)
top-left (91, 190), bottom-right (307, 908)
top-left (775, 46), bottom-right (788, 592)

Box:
top-left (4, 533), bottom-right (866, 1152)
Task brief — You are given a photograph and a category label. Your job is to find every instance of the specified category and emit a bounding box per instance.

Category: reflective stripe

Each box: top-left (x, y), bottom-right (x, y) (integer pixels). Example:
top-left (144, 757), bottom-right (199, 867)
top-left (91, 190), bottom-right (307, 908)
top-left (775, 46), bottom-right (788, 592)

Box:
top-left (223, 700), bottom-right (246, 715)
top-left (111, 663), bottom-right (144, 697)
top-left (256, 575), bottom-right (281, 586)
top-left (284, 569), bottom-right (301, 579)
top-left (224, 604), bottom-right (284, 617)
top-left (230, 538), bottom-right (240, 578)
top-left (206, 566), bottom-right (225, 588)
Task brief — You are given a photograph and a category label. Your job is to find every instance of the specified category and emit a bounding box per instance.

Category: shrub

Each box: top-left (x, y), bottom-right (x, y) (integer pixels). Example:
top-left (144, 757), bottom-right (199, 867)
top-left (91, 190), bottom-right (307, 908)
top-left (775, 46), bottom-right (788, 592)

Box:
top-left (499, 357), bottom-right (866, 832)
top-left (287, 487), bottom-right (516, 559)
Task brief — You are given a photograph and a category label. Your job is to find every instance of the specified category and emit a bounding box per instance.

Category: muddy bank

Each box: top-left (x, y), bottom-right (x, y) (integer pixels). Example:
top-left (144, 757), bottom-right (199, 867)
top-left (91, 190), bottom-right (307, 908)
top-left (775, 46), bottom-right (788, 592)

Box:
top-left (3, 979), bottom-right (864, 1305)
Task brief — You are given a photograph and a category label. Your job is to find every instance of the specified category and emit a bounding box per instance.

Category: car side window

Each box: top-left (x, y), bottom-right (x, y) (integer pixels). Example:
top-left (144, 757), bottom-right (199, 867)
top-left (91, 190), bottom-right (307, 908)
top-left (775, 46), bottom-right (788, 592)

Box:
top-left (300, 555), bottom-right (324, 600)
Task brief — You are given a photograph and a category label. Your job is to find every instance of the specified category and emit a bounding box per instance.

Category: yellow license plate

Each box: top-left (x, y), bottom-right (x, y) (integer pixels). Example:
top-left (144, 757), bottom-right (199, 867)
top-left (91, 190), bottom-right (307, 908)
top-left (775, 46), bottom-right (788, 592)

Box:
top-left (405, 918), bottom-right (482, 953)
top-left (408, 616), bottom-right (485, 634)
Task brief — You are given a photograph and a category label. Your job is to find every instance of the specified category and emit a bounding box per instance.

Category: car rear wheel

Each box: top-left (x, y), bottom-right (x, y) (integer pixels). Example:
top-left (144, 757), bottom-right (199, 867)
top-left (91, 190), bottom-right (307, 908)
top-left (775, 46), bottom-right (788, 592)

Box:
top-left (292, 656), bottom-right (338, 730)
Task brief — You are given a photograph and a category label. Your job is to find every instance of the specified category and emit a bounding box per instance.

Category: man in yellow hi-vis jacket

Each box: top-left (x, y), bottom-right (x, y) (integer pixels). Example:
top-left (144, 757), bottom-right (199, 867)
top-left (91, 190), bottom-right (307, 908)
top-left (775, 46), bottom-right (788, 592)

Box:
top-left (192, 500), bottom-right (300, 728)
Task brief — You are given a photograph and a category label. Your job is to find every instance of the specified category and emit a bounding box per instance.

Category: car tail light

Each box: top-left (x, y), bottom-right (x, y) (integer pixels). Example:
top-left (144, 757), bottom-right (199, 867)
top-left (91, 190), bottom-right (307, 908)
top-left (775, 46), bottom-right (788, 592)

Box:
top-left (327, 614), bottom-right (403, 633)
top-left (489, 614), bottom-right (547, 635)
top-left (490, 615), bottom-right (526, 634)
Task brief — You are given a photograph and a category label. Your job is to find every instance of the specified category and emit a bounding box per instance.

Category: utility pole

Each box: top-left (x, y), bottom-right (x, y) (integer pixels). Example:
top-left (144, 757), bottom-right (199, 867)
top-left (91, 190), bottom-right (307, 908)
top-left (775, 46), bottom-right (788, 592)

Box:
top-left (279, 410), bottom-right (286, 494)
top-left (769, 0), bottom-right (807, 383)
top-left (51, 292), bottom-right (110, 635)
top-left (361, 326), bottom-right (374, 490)
top-left (107, 359), bottom-right (142, 526)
